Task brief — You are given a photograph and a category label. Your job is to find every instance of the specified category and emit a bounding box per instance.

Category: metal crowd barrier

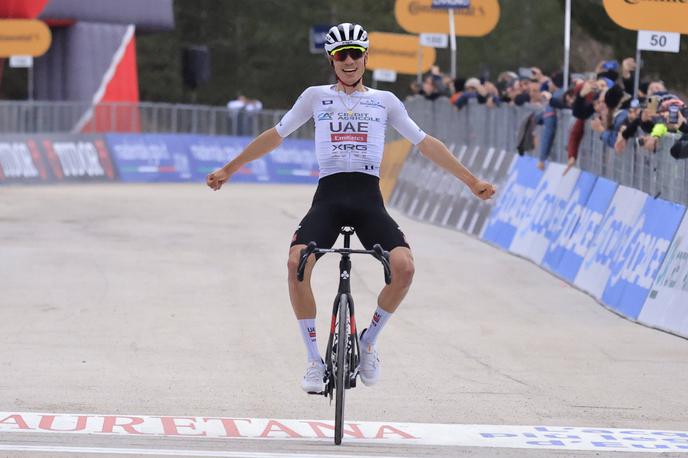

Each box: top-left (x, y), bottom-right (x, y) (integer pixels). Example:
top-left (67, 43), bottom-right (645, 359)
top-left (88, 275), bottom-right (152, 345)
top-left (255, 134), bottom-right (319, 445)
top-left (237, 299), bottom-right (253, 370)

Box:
top-left (401, 97), bottom-right (687, 206)
top-left (0, 101), bottom-right (314, 140)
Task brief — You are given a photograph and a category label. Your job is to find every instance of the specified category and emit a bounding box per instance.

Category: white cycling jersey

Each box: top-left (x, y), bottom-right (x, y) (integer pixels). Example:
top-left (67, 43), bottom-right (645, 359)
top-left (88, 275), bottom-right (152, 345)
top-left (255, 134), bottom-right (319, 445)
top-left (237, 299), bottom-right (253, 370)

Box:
top-left (274, 85), bottom-right (426, 178)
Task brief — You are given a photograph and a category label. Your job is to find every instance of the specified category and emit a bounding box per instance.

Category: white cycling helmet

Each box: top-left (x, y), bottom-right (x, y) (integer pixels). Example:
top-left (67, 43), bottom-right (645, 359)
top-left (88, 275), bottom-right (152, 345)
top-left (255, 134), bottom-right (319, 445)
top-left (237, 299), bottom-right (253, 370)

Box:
top-left (324, 23), bottom-right (369, 54)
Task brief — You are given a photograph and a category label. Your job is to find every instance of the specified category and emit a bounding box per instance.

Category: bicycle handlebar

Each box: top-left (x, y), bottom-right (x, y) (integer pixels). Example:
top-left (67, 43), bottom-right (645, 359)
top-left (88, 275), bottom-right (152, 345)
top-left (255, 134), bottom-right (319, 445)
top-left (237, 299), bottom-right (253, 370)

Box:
top-left (296, 241), bottom-right (392, 285)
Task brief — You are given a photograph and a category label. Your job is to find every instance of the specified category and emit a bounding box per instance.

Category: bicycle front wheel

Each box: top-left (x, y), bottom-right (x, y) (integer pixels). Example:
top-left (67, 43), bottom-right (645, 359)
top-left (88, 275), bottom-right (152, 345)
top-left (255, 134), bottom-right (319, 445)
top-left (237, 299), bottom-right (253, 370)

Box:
top-left (334, 293), bottom-right (349, 445)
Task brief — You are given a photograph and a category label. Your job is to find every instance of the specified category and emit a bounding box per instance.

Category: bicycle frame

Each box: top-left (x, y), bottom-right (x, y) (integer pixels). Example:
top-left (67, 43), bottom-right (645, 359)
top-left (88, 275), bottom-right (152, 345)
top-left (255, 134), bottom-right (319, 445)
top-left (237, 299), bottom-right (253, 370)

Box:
top-left (323, 228), bottom-right (360, 397)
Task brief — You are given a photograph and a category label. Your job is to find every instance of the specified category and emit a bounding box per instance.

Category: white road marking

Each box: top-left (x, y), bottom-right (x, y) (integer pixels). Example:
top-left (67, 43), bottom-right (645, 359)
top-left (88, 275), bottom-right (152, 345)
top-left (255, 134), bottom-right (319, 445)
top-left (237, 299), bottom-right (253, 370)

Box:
top-left (0, 411), bottom-right (687, 453)
top-left (0, 444), bottom-right (411, 458)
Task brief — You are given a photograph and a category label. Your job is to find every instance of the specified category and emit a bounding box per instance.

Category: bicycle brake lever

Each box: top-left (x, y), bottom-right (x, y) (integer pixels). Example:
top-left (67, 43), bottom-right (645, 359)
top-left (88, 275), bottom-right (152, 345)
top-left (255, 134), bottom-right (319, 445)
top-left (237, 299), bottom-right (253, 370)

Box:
top-left (372, 244), bottom-right (392, 285)
top-left (296, 241), bottom-right (318, 281)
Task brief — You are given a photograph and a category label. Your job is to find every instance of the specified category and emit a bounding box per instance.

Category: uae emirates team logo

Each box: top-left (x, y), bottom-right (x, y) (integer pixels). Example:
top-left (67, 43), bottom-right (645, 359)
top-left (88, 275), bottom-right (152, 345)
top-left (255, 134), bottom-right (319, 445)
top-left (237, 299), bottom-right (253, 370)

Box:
top-left (331, 133), bottom-right (368, 142)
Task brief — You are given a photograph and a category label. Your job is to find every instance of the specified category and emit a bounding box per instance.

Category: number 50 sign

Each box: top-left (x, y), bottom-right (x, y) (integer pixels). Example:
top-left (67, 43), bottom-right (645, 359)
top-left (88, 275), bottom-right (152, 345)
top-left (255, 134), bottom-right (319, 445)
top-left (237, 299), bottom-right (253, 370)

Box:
top-left (637, 30), bottom-right (680, 53)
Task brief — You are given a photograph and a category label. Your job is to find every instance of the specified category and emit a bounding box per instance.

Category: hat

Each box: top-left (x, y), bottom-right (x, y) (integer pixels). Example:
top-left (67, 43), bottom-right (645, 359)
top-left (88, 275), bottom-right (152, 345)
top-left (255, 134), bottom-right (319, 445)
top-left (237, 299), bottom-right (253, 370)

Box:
top-left (602, 60), bottom-right (619, 71)
top-left (464, 77), bottom-right (481, 90)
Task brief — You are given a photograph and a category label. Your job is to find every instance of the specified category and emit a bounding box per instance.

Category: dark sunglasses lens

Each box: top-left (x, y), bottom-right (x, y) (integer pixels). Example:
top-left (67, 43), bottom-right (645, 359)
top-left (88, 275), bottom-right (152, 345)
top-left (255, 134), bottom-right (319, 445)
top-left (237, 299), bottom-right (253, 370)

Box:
top-left (333, 49), bottom-right (363, 61)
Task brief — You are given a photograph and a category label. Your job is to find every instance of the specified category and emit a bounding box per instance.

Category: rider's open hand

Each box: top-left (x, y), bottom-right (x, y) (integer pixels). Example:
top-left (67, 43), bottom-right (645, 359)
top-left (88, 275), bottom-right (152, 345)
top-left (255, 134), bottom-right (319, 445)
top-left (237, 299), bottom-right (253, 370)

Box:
top-left (206, 167), bottom-right (231, 191)
top-left (471, 180), bottom-right (496, 200)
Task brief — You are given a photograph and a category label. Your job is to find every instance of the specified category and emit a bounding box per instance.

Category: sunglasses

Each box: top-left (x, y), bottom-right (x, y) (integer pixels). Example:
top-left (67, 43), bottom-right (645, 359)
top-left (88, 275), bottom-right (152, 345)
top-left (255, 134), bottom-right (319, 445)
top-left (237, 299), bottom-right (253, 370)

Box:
top-left (331, 47), bottom-right (365, 62)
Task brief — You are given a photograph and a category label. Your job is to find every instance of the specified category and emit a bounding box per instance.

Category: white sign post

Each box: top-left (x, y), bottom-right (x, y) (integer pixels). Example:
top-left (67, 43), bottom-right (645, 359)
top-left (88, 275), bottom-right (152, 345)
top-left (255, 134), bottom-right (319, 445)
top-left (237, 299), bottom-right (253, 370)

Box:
top-left (373, 69), bottom-right (397, 83)
top-left (637, 30), bottom-right (681, 53)
top-left (632, 30), bottom-right (681, 98)
top-left (420, 33), bottom-right (449, 48)
top-left (9, 55), bottom-right (33, 68)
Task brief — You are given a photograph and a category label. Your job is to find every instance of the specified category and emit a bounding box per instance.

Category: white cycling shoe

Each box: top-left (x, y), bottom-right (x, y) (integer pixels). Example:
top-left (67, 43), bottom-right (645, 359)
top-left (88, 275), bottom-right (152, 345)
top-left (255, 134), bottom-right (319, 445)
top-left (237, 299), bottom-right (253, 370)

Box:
top-left (358, 329), bottom-right (381, 386)
top-left (301, 360), bottom-right (326, 393)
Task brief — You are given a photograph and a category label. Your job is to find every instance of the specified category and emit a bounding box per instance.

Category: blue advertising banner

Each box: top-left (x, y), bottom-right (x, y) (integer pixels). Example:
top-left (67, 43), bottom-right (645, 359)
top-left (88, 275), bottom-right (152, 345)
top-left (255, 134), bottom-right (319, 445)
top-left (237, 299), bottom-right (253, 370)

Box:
top-left (106, 134), bottom-right (192, 183)
top-left (540, 172), bottom-right (611, 281)
top-left (480, 155), bottom-right (543, 250)
top-left (600, 198), bottom-right (685, 319)
top-left (574, 186), bottom-right (648, 302)
top-left (509, 162), bottom-right (579, 263)
top-left (639, 212), bottom-right (688, 338)
top-left (106, 134), bottom-right (318, 184)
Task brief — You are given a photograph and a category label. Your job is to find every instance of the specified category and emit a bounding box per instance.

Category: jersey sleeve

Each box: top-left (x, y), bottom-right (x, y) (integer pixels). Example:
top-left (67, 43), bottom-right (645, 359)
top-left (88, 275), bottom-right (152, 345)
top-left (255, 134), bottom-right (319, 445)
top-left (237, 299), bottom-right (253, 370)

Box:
top-left (274, 87), bottom-right (315, 138)
top-left (386, 92), bottom-right (427, 145)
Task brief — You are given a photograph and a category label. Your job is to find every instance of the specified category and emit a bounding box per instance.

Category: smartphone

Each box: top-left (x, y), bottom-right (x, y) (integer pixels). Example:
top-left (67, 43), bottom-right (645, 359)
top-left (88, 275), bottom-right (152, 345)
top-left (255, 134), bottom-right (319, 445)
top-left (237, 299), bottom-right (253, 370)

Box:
top-left (668, 105), bottom-right (680, 124)
top-left (518, 67), bottom-right (533, 80)
top-left (646, 96), bottom-right (659, 113)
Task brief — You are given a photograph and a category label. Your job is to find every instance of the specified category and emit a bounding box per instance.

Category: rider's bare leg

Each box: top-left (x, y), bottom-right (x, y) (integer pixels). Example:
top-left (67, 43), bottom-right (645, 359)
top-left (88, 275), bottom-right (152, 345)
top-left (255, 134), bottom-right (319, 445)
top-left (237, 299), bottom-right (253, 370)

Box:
top-left (377, 247), bottom-right (415, 313)
top-left (360, 247), bottom-right (415, 346)
top-left (287, 244), bottom-right (318, 319)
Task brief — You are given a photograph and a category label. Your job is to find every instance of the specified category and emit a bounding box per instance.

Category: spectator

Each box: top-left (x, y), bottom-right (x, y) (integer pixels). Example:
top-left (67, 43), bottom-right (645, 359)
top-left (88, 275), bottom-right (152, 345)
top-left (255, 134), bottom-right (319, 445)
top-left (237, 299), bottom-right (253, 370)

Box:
top-left (227, 93), bottom-right (263, 136)
top-left (449, 78), bottom-right (466, 105)
top-left (600, 84), bottom-right (630, 150)
top-left (535, 72), bottom-right (573, 170)
top-left (408, 81), bottom-right (421, 98)
top-left (227, 94), bottom-right (263, 112)
top-left (454, 77), bottom-right (499, 110)
top-left (513, 77), bottom-right (532, 106)
top-left (419, 74), bottom-right (442, 101)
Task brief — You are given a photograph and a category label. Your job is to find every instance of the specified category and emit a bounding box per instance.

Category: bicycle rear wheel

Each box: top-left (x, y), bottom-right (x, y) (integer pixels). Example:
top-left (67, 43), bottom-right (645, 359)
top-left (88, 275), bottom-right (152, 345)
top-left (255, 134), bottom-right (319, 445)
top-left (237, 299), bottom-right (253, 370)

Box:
top-left (334, 293), bottom-right (349, 445)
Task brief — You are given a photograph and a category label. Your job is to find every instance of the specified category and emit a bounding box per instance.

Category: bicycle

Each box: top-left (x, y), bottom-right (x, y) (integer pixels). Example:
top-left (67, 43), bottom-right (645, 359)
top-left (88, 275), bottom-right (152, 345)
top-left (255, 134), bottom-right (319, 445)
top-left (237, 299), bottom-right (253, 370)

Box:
top-left (296, 226), bottom-right (392, 445)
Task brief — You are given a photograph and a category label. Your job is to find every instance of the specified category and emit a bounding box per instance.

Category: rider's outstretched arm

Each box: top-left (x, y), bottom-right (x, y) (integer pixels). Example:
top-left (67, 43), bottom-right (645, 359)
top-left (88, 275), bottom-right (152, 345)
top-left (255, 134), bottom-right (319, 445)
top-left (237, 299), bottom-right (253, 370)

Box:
top-left (207, 127), bottom-right (283, 190)
top-left (417, 134), bottom-right (495, 199)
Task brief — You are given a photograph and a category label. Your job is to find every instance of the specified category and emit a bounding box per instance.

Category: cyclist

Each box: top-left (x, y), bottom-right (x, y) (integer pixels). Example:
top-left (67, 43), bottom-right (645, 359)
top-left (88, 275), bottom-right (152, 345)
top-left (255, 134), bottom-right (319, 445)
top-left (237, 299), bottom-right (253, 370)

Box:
top-left (207, 23), bottom-right (495, 393)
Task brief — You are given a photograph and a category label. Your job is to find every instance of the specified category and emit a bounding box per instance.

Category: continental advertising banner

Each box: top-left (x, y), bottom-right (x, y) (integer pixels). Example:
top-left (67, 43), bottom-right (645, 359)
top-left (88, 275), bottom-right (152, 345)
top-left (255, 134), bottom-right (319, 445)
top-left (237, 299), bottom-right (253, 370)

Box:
top-left (395, 0), bottom-right (500, 36)
top-left (0, 134), bottom-right (117, 183)
top-left (603, 0), bottom-right (688, 34)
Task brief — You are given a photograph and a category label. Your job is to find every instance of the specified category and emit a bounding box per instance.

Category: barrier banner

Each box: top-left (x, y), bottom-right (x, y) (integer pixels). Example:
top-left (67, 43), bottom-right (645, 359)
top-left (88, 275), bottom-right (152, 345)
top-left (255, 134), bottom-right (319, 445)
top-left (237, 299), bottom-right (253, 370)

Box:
top-left (509, 163), bottom-right (580, 262)
top-left (184, 135), bottom-right (318, 184)
top-left (480, 155), bottom-right (543, 250)
top-left (0, 134), bottom-right (116, 183)
top-left (455, 148), bottom-right (515, 235)
top-left (639, 213), bottom-right (688, 337)
top-left (380, 138), bottom-right (413, 202)
top-left (388, 147), bottom-right (424, 209)
top-left (0, 135), bottom-right (51, 183)
top-left (106, 134), bottom-right (193, 182)
top-left (540, 171), bottom-right (603, 280)
top-left (574, 186), bottom-right (648, 301)
top-left (106, 134), bottom-right (319, 184)
top-left (602, 198), bottom-right (685, 319)
top-left (442, 146), bottom-right (482, 228)
top-left (40, 135), bottom-right (117, 181)
top-left (427, 144), bottom-right (470, 226)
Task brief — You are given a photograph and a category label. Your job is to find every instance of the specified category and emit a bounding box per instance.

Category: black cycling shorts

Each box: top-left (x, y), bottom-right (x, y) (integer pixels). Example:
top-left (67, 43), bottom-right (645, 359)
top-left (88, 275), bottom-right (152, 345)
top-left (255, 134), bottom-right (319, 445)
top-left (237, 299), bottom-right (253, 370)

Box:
top-left (291, 172), bottom-right (410, 253)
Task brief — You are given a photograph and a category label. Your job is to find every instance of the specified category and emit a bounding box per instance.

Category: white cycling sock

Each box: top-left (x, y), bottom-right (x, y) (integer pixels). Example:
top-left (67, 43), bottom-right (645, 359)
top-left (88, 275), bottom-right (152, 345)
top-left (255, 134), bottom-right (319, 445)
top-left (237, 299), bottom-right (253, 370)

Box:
top-left (298, 319), bottom-right (321, 363)
top-left (361, 307), bottom-right (391, 346)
